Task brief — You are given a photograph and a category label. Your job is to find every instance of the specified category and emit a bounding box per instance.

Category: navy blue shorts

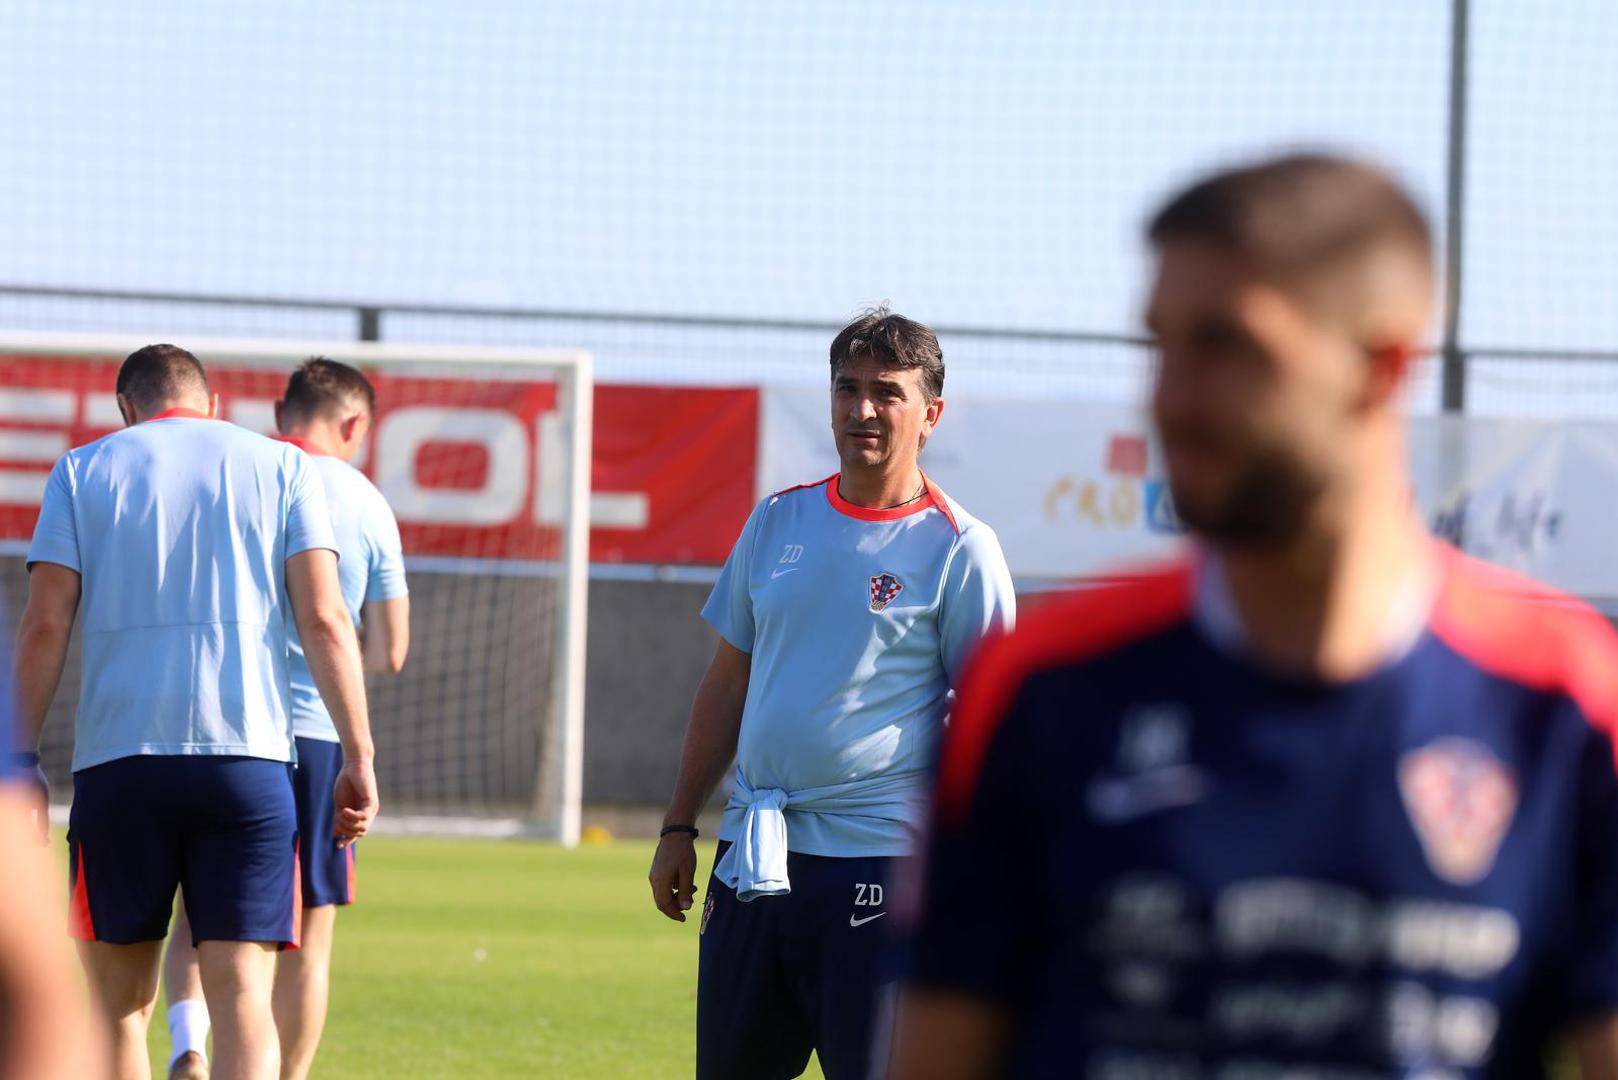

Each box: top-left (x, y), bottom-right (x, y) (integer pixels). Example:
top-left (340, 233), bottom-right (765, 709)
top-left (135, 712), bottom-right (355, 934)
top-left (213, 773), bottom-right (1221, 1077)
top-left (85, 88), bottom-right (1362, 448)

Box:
top-left (67, 755), bottom-right (300, 947)
top-left (697, 840), bottom-right (902, 1080)
top-left (293, 737), bottom-right (356, 908)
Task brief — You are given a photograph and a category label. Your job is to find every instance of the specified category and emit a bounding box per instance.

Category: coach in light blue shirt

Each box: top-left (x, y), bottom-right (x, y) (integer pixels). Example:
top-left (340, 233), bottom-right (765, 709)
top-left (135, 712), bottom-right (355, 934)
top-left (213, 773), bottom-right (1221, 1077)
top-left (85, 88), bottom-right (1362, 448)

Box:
top-left (11, 343), bottom-right (379, 1079)
top-left (648, 308), bottom-right (1016, 1080)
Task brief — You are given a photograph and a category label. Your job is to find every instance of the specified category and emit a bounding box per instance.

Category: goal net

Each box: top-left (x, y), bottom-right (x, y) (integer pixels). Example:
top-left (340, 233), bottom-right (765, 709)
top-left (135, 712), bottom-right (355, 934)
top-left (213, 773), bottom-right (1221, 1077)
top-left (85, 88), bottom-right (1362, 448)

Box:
top-left (0, 331), bottom-right (593, 845)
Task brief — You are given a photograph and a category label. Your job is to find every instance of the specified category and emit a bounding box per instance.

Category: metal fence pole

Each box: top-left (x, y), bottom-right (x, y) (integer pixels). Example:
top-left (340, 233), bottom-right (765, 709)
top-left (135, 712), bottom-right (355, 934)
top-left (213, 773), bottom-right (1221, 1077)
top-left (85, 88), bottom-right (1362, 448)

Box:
top-left (358, 306), bottom-right (382, 342)
top-left (1441, 0), bottom-right (1471, 413)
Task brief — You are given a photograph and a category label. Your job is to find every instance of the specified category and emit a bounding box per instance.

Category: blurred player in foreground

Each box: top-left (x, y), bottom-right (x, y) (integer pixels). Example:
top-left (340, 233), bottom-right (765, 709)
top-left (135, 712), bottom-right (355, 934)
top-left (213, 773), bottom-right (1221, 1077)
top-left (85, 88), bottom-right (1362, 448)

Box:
top-left (650, 308), bottom-right (1016, 1079)
top-left (13, 344), bottom-right (379, 1080)
top-left (163, 359), bottom-right (408, 1080)
top-left (892, 154), bottom-right (1618, 1079)
top-left (3, 608), bottom-right (104, 1078)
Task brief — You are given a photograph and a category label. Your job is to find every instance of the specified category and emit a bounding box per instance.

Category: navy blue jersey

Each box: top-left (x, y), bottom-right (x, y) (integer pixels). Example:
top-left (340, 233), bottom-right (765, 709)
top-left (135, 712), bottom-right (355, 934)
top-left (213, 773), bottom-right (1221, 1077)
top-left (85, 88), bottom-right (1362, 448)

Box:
top-left (906, 547), bottom-right (1618, 1080)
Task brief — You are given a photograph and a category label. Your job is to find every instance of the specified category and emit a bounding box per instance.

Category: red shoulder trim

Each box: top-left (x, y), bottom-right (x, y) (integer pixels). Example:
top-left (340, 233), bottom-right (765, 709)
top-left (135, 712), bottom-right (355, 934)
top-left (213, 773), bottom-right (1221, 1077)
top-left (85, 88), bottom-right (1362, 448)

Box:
top-left (936, 559), bottom-right (1196, 826)
top-left (772, 474), bottom-right (837, 499)
top-left (1431, 548), bottom-right (1618, 731)
top-left (1429, 546), bottom-right (1618, 740)
top-left (921, 473), bottom-right (961, 534)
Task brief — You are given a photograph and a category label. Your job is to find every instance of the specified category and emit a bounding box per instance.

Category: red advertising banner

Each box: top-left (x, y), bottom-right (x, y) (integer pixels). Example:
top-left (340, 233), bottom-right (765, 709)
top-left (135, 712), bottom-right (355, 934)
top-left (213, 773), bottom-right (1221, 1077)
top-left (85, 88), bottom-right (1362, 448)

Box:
top-left (0, 355), bottom-right (757, 566)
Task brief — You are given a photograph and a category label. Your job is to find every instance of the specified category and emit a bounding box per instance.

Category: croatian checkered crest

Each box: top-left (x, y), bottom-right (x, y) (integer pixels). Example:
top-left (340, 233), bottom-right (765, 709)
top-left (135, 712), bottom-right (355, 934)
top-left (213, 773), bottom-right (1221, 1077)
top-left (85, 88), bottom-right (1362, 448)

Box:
top-left (868, 572), bottom-right (904, 612)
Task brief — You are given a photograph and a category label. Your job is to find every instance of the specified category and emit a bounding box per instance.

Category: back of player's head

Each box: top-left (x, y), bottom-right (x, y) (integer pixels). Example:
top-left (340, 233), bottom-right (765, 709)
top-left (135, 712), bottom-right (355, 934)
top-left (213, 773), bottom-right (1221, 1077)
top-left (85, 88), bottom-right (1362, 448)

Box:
top-left (829, 306), bottom-right (944, 401)
top-left (117, 344), bottom-right (209, 411)
top-left (1148, 153), bottom-right (1434, 332)
top-left (280, 357), bottom-right (376, 426)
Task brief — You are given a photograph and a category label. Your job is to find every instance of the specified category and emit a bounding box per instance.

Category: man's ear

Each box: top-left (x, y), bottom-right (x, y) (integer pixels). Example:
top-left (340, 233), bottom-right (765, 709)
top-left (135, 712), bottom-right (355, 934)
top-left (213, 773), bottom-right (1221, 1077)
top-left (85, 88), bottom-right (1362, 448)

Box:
top-left (1363, 340), bottom-right (1414, 410)
top-left (115, 393), bottom-right (136, 429)
top-left (918, 396), bottom-right (945, 450)
top-left (340, 412), bottom-right (364, 444)
top-left (273, 400), bottom-right (286, 435)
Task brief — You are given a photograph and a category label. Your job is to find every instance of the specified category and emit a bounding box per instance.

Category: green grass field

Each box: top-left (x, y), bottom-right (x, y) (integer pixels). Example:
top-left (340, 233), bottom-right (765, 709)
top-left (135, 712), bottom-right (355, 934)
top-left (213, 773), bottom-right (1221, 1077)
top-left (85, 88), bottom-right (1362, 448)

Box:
top-left (136, 836), bottom-right (826, 1079)
top-left (59, 832), bottom-right (1571, 1078)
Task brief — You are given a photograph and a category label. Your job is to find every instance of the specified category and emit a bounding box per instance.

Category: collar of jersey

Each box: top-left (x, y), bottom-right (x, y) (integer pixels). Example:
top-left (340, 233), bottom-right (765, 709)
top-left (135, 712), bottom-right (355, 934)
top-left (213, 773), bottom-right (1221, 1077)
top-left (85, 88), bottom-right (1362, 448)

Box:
top-left (146, 407), bottom-right (211, 422)
top-left (275, 435), bottom-right (329, 456)
top-left (1192, 540), bottom-right (1442, 676)
top-left (826, 473), bottom-right (938, 523)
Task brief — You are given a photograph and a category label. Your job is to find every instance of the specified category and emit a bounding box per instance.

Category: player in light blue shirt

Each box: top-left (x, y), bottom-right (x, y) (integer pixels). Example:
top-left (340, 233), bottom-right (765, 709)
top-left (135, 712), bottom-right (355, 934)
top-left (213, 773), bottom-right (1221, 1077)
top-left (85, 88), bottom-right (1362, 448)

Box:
top-left (162, 357), bottom-right (409, 1080)
top-left (649, 308), bottom-right (1016, 1080)
top-left (12, 344), bottom-right (379, 1080)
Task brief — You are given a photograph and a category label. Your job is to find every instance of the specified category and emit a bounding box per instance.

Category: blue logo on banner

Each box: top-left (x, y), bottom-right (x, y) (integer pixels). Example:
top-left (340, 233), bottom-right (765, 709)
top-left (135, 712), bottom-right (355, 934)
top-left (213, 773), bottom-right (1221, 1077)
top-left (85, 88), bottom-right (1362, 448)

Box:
top-left (1144, 480), bottom-right (1184, 535)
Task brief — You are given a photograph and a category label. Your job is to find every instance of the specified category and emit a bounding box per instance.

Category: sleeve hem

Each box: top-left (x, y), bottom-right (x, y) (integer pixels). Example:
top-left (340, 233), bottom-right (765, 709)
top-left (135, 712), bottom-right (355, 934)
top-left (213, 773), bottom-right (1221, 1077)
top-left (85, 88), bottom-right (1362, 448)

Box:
top-left (365, 586), bottom-right (411, 602)
top-left (286, 540), bottom-right (341, 561)
top-left (1560, 994), bottom-right (1618, 1029)
top-left (24, 555), bottom-right (81, 574)
top-left (701, 613), bottom-right (754, 655)
top-left (900, 971), bottom-right (1015, 1007)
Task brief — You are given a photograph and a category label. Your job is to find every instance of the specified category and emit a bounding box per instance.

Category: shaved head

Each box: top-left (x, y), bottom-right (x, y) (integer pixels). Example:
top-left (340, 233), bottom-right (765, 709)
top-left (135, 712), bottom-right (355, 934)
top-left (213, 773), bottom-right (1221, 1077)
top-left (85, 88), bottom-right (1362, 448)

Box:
top-left (1149, 154), bottom-right (1434, 345)
top-left (1144, 154), bottom-right (1434, 549)
top-left (116, 344), bottom-right (209, 412)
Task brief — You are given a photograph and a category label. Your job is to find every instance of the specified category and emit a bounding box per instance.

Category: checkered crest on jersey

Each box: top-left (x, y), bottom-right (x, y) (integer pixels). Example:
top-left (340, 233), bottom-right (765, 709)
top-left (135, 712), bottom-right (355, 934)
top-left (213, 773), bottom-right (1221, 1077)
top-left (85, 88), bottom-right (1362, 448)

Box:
top-left (1398, 736), bottom-right (1518, 886)
top-left (869, 572), bottom-right (904, 612)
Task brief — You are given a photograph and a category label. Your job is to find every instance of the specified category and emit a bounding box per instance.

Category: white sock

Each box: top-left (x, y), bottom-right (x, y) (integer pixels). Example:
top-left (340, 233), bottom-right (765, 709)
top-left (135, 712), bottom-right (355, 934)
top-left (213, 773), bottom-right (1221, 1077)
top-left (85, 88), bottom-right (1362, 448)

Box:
top-left (167, 997), bottom-right (211, 1067)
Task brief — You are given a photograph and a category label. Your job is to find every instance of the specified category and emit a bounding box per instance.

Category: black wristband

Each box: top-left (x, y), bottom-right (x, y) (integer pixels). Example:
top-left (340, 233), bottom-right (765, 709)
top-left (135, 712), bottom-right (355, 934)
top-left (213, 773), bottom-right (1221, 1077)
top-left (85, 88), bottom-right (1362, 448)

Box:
top-left (10, 751), bottom-right (39, 769)
top-left (660, 824), bottom-right (699, 839)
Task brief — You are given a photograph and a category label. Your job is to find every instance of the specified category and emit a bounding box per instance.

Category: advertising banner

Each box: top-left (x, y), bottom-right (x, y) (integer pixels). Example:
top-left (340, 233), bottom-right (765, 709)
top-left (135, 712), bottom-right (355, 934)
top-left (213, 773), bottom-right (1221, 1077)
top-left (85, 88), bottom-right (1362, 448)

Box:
top-left (764, 385), bottom-right (1618, 598)
top-left (0, 354), bottom-right (758, 566)
top-left (1410, 417), bottom-right (1618, 600)
top-left (7, 357), bottom-right (1614, 595)
top-left (762, 386), bottom-right (1184, 577)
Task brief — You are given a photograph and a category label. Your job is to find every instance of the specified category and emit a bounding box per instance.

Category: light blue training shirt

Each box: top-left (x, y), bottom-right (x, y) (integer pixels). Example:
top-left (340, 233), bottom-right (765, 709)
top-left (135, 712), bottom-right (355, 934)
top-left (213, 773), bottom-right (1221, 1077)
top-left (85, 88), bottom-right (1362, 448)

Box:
top-left (280, 439), bottom-right (408, 742)
top-left (703, 473), bottom-right (1016, 899)
top-left (27, 411), bottom-right (338, 771)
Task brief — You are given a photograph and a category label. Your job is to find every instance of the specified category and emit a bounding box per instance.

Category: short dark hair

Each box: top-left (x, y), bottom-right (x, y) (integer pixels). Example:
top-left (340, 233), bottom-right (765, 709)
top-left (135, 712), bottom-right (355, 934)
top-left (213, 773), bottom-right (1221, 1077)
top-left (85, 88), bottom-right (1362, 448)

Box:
top-left (116, 344), bottom-right (209, 410)
top-left (828, 306), bottom-right (944, 401)
top-left (1147, 153), bottom-right (1433, 287)
top-left (280, 357), bottom-right (376, 425)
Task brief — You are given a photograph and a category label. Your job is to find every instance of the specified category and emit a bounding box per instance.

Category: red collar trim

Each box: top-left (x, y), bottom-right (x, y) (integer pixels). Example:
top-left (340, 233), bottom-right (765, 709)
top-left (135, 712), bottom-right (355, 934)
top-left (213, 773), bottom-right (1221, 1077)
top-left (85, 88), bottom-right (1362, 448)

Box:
top-left (275, 435), bottom-right (328, 457)
top-left (147, 407), bottom-right (211, 422)
top-left (825, 473), bottom-right (941, 523)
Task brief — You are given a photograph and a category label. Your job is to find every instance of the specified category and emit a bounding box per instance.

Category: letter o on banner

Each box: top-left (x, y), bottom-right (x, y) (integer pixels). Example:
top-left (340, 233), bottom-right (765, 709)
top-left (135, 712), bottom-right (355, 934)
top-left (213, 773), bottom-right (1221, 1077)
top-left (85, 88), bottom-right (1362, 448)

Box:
top-left (376, 407), bottom-right (530, 525)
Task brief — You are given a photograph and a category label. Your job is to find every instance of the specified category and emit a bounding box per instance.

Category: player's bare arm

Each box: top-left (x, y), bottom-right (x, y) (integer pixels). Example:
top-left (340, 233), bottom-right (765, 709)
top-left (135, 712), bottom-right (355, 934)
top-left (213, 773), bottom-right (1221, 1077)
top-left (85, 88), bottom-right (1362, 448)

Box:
top-left (649, 638), bottom-right (751, 922)
top-left (1572, 1016), bottom-right (1618, 1080)
top-left (287, 547), bottom-right (378, 841)
top-left (0, 786), bottom-right (104, 1079)
top-left (889, 991), bottom-right (1008, 1080)
top-left (12, 561), bottom-right (81, 835)
top-left (362, 596), bottom-right (411, 675)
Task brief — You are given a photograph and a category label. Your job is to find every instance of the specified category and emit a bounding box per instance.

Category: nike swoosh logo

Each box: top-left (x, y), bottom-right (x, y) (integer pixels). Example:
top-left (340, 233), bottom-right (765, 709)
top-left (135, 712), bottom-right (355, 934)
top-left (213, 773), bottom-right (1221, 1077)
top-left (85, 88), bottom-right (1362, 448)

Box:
top-left (771, 567), bottom-right (800, 579)
top-left (849, 912), bottom-right (886, 928)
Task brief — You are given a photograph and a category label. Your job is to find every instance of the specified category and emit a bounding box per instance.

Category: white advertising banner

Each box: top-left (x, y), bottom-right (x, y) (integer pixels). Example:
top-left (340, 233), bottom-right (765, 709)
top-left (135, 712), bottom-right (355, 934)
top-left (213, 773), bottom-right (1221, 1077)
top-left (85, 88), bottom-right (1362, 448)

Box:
top-left (763, 385), bottom-right (1618, 599)
top-left (1411, 417), bottom-right (1618, 601)
top-left (761, 386), bottom-right (1186, 579)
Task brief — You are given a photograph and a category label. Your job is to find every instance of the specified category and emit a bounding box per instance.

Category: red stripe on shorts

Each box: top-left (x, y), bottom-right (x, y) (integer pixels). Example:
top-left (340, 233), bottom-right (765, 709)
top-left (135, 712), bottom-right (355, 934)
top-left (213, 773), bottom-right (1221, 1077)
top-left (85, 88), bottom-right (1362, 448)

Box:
top-left (289, 839), bottom-right (303, 950)
top-left (69, 843), bottom-right (96, 941)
